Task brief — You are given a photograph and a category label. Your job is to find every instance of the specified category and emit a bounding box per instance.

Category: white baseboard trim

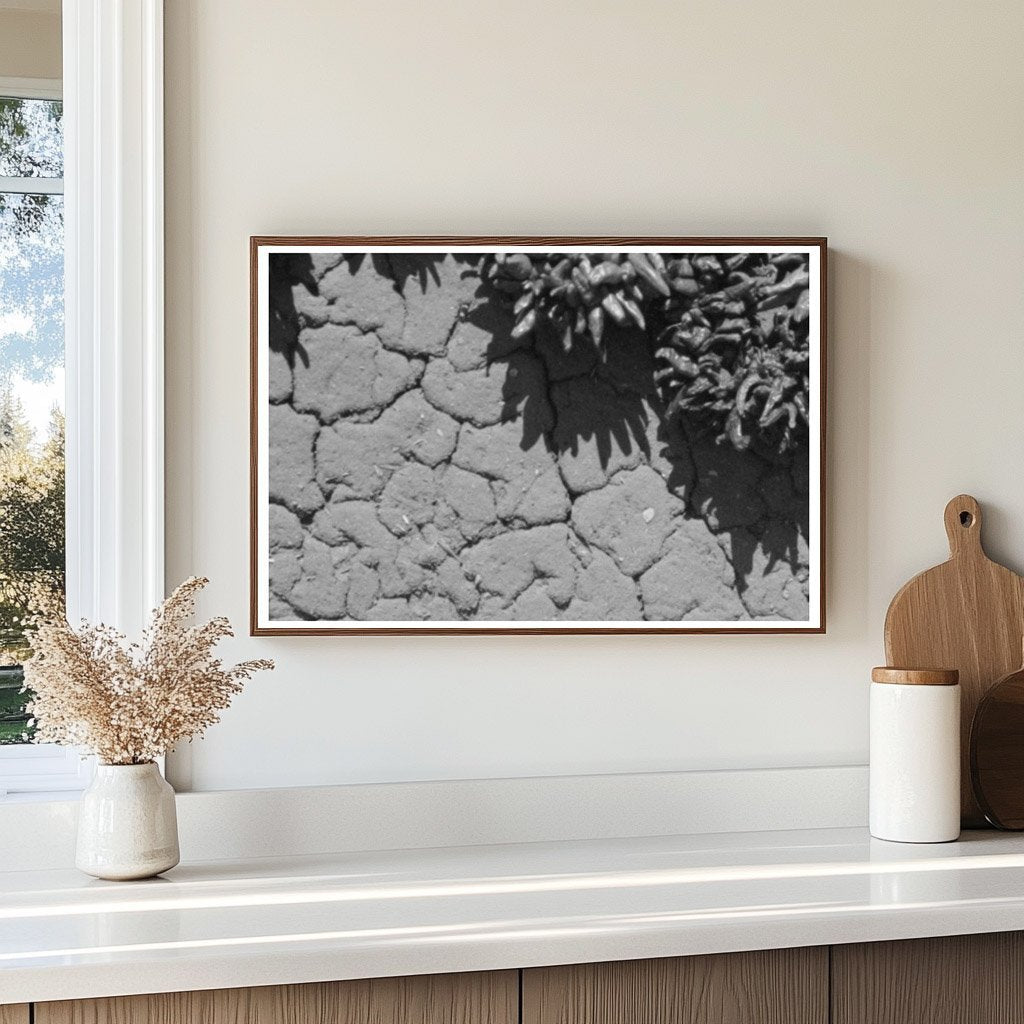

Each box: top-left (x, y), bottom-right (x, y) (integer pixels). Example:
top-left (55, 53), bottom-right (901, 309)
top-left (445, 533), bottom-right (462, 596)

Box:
top-left (0, 765), bottom-right (867, 872)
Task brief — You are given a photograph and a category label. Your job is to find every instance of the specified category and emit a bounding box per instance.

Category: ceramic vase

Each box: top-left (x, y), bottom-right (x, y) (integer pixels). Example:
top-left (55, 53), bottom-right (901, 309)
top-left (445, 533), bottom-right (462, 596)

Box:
top-left (76, 762), bottom-right (180, 880)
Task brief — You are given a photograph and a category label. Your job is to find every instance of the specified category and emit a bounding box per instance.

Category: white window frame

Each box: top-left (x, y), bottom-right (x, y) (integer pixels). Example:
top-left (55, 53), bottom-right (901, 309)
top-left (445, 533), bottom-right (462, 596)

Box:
top-left (0, 75), bottom-right (64, 193)
top-left (0, 78), bottom-right (61, 102)
top-left (0, 0), bottom-right (164, 798)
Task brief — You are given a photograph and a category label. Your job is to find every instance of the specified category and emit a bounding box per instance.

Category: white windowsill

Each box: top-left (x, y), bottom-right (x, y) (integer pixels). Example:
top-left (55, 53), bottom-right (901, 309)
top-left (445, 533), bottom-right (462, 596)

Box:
top-left (0, 790), bottom-right (84, 804)
top-left (0, 745), bottom-right (94, 798)
top-left (3, 825), bottom-right (1024, 1005)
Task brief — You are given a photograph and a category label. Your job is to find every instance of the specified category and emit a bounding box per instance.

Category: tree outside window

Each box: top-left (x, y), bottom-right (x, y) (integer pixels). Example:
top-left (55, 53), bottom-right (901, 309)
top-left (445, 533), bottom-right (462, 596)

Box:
top-left (0, 94), bottom-right (65, 744)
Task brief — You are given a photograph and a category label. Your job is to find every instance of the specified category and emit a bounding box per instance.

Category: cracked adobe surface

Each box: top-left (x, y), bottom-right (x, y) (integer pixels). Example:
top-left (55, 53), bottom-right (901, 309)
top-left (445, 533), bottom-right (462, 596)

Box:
top-left (266, 253), bottom-right (810, 622)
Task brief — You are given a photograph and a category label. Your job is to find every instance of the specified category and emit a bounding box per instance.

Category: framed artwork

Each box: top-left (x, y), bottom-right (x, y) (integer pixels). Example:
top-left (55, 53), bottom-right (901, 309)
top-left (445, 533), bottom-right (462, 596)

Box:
top-left (251, 237), bottom-right (826, 635)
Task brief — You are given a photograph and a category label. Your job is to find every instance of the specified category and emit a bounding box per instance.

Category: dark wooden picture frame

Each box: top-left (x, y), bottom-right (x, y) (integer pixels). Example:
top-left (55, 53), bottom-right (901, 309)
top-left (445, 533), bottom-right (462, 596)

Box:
top-left (251, 236), bottom-right (827, 635)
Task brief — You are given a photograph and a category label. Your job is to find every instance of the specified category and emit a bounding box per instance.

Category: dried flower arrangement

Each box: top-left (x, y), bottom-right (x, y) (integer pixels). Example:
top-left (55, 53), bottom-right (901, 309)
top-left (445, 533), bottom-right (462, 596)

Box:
top-left (23, 576), bottom-right (273, 765)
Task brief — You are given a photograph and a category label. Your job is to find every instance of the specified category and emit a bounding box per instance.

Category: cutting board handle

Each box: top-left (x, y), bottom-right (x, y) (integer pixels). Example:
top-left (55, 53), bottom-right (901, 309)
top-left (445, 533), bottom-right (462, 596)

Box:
top-left (944, 494), bottom-right (983, 558)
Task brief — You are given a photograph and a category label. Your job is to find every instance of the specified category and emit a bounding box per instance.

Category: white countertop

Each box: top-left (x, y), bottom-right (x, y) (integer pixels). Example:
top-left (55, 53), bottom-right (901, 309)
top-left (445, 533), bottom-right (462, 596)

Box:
top-left (4, 826), bottom-right (1024, 1004)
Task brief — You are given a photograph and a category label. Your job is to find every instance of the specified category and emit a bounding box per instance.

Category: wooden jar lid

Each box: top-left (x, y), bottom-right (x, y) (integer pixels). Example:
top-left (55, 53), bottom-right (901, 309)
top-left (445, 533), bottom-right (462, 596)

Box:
top-left (871, 667), bottom-right (960, 686)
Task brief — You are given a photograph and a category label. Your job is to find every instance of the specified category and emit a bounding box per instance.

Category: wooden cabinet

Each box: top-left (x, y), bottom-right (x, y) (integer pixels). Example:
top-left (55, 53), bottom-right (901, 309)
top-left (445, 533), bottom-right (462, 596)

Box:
top-left (832, 932), bottom-right (1024, 1024)
top-left (34, 972), bottom-right (517, 1024)
top-left (14, 933), bottom-right (1024, 1024)
top-left (522, 948), bottom-right (828, 1024)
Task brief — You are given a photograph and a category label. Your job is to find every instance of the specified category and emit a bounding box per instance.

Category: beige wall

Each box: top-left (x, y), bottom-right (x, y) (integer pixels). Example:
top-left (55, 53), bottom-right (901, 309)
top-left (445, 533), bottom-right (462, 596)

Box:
top-left (164, 0), bottom-right (1024, 790)
top-left (0, 9), bottom-right (60, 81)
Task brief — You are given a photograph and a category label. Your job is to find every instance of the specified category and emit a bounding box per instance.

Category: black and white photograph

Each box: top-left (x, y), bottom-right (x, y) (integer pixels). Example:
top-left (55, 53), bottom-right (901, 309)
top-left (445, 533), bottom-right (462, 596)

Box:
top-left (251, 239), bottom-right (825, 634)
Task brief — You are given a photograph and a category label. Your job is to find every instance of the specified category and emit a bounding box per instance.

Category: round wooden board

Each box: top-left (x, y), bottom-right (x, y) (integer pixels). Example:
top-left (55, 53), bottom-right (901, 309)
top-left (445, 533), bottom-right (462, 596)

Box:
top-left (885, 495), bottom-right (1024, 827)
top-left (971, 663), bottom-right (1024, 829)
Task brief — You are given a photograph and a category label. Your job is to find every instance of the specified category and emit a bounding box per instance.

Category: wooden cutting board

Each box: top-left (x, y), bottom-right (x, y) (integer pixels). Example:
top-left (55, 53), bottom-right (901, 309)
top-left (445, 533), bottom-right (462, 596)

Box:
top-left (884, 494), bottom-right (1024, 826)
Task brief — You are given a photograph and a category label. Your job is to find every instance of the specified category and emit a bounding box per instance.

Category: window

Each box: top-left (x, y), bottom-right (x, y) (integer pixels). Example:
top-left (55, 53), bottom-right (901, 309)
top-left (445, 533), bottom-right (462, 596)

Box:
top-left (0, 86), bottom-right (64, 741)
top-left (0, 79), bottom-right (82, 795)
top-left (0, 5), bottom-right (166, 799)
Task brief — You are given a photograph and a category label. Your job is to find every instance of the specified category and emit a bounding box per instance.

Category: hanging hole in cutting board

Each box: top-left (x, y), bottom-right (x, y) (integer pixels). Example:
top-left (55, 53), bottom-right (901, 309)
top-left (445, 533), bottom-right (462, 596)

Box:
top-left (960, 511), bottom-right (974, 527)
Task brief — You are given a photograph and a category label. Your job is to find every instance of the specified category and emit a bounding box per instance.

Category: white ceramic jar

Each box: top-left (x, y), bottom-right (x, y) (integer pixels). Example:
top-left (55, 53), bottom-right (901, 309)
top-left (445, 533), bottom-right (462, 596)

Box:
top-left (870, 667), bottom-right (961, 843)
top-left (76, 762), bottom-right (180, 880)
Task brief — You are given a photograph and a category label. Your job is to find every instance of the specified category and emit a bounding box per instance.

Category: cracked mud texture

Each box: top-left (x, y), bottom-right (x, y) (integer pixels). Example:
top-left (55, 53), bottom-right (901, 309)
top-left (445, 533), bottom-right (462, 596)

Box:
top-left (266, 253), bottom-right (811, 623)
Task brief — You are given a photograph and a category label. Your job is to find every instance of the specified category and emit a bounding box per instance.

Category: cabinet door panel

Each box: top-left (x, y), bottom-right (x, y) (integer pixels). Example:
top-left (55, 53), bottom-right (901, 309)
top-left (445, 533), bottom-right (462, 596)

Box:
top-left (36, 971), bottom-right (518, 1024)
top-left (523, 948), bottom-right (827, 1024)
top-left (0, 1007), bottom-right (29, 1024)
top-left (832, 932), bottom-right (1024, 1024)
